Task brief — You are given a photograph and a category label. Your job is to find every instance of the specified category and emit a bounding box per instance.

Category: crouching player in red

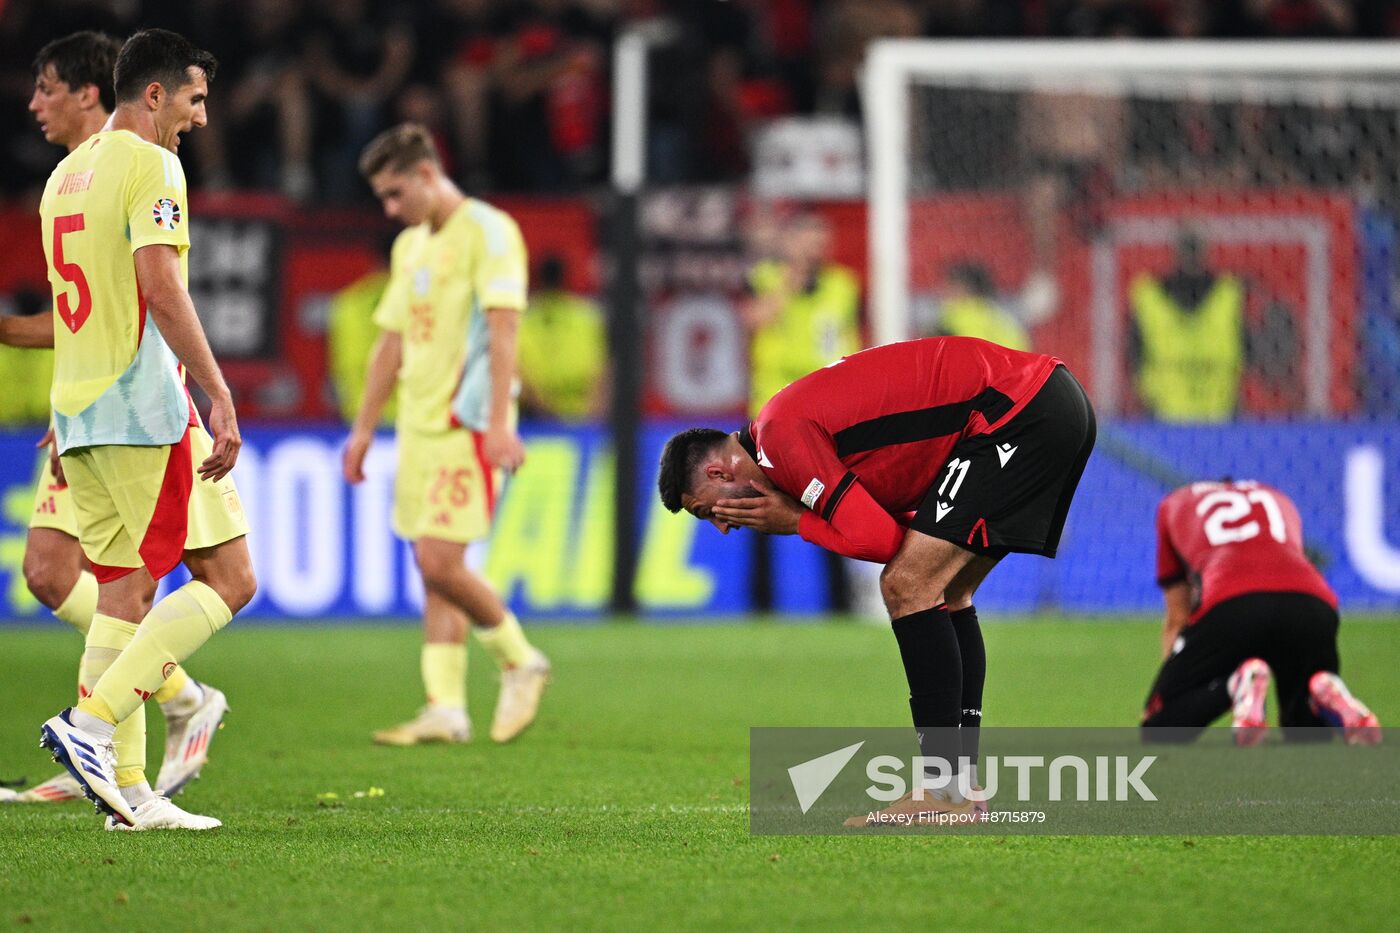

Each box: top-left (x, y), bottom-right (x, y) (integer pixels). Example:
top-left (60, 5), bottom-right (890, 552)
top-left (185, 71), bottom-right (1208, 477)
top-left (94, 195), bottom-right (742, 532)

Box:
top-left (659, 337), bottom-right (1096, 822)
top-left (1142, 479), bottom-right (1380, 746)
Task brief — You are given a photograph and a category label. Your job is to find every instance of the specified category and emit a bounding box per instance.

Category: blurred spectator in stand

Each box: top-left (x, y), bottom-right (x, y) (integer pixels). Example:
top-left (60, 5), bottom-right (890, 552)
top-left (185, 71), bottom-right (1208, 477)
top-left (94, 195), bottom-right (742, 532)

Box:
top-left (1128, 229), bottom-right (1244, 423)
top-left (923, 0), bottom-right (1026, 37)
top-left (429, 0), bottom-right (507, 190)
top-left (492, 0), bottom-right (611, 191)
top-left (305, 0), bottom-right (416, 201)
top-left (925, 262), bottom-right (1031, 351)
top-left (742, 209), bottom-right (861, 612)
top-left (518, 254), bottom-right (607, 422)
top-left (395, 82), bottom-right (456, 179)
top-left (1019, 82), bottom-right (1124, 325)
top-left (1240, 0), bottom-right (1355, 37)
top-left (812, 0), bottom-right (919, 118)
top-left (1241, 292), bottom-right (1302, 414)
top-left (192, 0), bottom-right (314, 199)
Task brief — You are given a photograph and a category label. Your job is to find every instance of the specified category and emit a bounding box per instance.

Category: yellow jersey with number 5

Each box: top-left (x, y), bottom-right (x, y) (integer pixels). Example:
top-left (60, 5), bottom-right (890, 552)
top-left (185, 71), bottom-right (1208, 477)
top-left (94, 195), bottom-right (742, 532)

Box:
top-left (39, 129), bottom-right (192, 452)
top-left (372, 197), bottom-right (527, 436)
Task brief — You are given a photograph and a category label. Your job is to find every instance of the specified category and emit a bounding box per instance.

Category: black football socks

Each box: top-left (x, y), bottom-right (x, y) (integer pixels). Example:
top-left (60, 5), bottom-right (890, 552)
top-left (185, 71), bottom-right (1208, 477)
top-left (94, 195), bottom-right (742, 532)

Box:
top-left (892, 604), bottom-right (963, 786)
top-left (950, 605), bottom-right (985, 766)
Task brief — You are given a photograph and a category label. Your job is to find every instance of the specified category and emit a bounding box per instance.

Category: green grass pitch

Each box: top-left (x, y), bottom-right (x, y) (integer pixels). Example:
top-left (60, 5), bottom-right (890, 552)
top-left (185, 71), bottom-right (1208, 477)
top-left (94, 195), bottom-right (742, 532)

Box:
top-left (1, 616), bottom-right (1398, 931)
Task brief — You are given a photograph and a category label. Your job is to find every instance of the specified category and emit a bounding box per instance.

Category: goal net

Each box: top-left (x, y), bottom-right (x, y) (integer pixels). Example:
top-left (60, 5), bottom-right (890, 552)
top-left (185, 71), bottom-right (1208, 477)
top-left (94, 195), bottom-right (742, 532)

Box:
top-left (862, 41), bottom-right (1400, 612)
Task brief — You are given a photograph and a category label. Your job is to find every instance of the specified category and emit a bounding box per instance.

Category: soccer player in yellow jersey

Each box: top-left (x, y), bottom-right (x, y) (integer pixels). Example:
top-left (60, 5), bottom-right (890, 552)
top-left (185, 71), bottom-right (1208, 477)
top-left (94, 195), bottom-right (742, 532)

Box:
top-left (0, 31), bottom-right (230, 810)
top-left (35, 29), bottom-right (256, 831)
top-left (344, 123), bottom-right (550, 746)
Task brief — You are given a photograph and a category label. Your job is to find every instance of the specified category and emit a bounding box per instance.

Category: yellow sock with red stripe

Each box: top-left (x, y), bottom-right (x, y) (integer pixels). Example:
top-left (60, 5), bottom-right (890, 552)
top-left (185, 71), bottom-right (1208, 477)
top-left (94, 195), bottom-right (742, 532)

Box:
top-left (77, 581), bottom-right (232, 726)
top-left (421, 643), bottom-right (467, 708)
top-left (80, 615), bottom-right (147, 787)
top-left (473, 612), bottom-right (533, 670)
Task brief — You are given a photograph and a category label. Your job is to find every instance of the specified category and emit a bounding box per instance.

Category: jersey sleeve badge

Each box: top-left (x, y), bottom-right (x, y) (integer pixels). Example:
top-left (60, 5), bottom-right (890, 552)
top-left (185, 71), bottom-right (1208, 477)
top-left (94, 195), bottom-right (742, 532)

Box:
top-left (152, 198), bottom-right (181, 229)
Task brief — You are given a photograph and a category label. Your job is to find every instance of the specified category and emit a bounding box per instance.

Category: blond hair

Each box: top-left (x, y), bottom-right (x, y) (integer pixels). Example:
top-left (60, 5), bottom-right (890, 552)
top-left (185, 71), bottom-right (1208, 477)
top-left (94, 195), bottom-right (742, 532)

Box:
top-left (358, 122), bottom-right (440, 179)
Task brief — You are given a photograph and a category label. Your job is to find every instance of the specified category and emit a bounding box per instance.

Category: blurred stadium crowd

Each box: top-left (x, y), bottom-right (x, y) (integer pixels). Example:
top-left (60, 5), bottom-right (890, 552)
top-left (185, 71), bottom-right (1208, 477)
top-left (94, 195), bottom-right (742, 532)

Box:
top-left (3, 0), bottom-right (1399, 202)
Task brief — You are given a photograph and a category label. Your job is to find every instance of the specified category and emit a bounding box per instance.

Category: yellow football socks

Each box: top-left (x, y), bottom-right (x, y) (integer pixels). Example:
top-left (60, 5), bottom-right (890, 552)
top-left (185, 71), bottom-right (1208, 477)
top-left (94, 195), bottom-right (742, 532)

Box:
top-left (473, 612), bottom-right (533, 670)
top-left (77, 581), bottom-right (232, 726)
top-left (421, 642), bottom-right (467, 708)
top-left (53, 570), bottom-right (97, 636)
top-left (80, 615), bottom-right (147, 787)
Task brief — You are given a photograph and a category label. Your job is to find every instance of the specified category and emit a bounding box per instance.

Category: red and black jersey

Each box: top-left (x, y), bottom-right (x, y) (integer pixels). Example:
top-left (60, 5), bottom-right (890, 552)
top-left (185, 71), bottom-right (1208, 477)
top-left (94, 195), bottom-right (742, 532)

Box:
top-left (739, 337), bottom-right (1061, 562)
top-left (1156, 480), bottom-right (1337, 622)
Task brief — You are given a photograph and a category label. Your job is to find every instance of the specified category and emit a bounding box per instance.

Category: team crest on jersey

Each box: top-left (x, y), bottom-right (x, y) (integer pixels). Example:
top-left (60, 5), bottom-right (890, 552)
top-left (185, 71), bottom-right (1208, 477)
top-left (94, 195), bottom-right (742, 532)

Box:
top-left (152, 198), bottom-right (181, 229)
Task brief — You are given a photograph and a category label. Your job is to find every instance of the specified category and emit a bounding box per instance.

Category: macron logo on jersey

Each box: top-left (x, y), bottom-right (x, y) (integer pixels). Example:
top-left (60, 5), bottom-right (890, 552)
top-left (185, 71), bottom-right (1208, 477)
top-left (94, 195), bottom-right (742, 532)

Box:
top-left (757, 447), bottom-right (773, 468)
top-left (801, 478), bottom-right (825, 509)
top-left (996, 443), bottom-right (1018, 467)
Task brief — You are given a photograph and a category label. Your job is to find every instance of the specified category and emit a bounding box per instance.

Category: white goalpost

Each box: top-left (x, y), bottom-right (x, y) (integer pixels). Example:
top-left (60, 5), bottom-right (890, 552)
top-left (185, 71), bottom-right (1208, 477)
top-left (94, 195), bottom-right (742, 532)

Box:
top-left (863, 40), bottom-right (1400, 419)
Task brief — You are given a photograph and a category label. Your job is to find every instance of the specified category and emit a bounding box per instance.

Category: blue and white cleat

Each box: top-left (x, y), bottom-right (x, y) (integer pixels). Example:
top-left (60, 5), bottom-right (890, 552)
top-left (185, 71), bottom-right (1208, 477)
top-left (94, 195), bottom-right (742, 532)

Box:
top-left (39, 709), bottom-right (135, 827)
top-left (155, 683), bottom-right (229, 798)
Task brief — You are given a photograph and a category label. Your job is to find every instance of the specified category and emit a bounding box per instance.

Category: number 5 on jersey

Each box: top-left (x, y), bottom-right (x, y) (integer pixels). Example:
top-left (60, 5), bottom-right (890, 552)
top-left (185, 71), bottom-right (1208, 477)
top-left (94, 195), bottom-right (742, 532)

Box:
top-left (51, 213), bottom-right (91, 333)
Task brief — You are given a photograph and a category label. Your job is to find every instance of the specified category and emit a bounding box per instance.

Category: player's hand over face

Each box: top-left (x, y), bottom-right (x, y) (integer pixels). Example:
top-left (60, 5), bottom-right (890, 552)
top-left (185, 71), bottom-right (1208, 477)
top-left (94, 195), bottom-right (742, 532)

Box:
top-left (201, 395), bottom-right (241, 482)
top-left (713, 479), bottom-right (803, 536)
top-left (36, 425), bottom-right (64, 485)
top-left (484, 425), bottom-right (526, 472)
top-left (342, 429), bottom-right (373, 485)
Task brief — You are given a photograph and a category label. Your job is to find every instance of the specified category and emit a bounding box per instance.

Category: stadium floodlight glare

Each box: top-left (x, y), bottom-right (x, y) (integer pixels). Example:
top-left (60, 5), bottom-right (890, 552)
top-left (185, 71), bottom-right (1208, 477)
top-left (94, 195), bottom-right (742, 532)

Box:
top-left (862, 40), bottom-right (1400, 417)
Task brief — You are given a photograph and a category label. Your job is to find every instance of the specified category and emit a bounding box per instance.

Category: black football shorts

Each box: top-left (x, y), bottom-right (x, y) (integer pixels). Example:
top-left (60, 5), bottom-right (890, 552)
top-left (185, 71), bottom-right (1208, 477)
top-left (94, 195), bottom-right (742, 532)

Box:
top-left (1143, 591), bottom-right (1340, 732)
top-left (910, 365), bottom-right (1096, 558)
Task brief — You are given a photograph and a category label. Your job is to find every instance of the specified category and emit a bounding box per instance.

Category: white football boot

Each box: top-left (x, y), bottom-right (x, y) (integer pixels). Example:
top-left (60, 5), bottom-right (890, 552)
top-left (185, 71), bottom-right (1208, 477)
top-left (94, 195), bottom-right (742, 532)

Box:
top-left (155, 683), bottom-right (229, 798)
top-left (39, 709), bottom-right (135, 827)
top-left (1227, 658), bottom-right (1271, 747)
top-left (490, 650), bottom-right (551, 743)
top-left (1309, 672), bottom-right (1382, 746)
top-left (105, 796), bottom-right (221, 831)
top-left (10, 771), bottom-right (84, 803)
top-left (372, 705), bottom-right (472, 746)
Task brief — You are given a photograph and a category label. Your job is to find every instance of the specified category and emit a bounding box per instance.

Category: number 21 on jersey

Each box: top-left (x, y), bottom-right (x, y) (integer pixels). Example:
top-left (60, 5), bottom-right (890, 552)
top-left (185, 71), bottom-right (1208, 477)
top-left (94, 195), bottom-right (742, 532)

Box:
top-left (1195, 488), bottom-right (1286, 546)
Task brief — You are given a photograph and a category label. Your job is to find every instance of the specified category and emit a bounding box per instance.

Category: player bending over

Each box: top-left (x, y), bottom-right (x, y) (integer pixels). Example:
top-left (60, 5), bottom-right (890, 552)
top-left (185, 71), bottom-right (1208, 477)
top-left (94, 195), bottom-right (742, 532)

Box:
top-left (0, 31), bottom-right (227, 812)
top-left (1142, 479), bottom-right (1380, 746)
top-left (344, 123), bottom-right (549, 747)
top-left (35, 29), bottom-right (256, 831)
top-left (659, 337), bottom-right (1096, 823)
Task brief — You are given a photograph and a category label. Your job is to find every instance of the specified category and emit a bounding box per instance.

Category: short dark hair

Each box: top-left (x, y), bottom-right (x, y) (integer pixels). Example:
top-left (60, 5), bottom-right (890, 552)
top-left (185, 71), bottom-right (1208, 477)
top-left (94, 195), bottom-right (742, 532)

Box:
top-left (359, 123), bottom-right (441, 179)
top-left (658, 428), bottom-right (729, 513)
top-left (113, 28), bottom-right (217, 104)
top-left (33, 31), bottom-right (121, 113)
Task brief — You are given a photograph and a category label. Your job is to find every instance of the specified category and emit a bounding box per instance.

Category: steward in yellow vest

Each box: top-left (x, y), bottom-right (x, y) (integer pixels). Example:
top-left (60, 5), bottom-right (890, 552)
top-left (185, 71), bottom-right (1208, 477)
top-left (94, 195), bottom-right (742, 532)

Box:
top-left (328, 267), bottom-right (394, 424)
top-left (1129, 233), bottom-right (1244, 423)
top-left (518, 256), bottom-right (606, 421)
top-left (743, 213), bottom-right (861, 418)
top-left (935, 262), bottom-right (1029, 351)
